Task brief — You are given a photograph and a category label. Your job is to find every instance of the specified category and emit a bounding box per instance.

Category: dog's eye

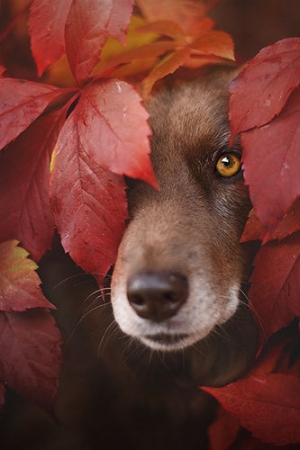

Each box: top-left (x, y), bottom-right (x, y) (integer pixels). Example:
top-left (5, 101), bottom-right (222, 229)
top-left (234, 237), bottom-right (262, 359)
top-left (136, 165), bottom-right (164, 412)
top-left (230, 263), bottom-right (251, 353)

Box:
top-left (216, 153), bottom-right (241, 178)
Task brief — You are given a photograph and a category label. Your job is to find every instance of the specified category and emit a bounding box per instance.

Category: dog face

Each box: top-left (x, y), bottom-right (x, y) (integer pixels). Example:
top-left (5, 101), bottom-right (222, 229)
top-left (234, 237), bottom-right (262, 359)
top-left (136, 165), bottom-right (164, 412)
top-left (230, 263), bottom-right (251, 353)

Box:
top-left (111, 66), bottom-right (252, 353)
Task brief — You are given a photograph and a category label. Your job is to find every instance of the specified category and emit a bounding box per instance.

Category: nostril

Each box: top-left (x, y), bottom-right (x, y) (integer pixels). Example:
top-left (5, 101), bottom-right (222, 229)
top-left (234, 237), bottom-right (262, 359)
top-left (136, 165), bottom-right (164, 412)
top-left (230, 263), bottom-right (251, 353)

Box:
top-left (130, 294), bottom-right (145, 307)
top-left (127, 271), bottom-right (188, 322)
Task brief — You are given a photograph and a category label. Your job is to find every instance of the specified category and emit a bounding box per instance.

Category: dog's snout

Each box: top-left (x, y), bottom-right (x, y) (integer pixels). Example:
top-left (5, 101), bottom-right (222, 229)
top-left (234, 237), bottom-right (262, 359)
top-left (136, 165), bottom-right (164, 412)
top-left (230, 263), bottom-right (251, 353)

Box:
top-left (127, 271), bottom-right (188, 322)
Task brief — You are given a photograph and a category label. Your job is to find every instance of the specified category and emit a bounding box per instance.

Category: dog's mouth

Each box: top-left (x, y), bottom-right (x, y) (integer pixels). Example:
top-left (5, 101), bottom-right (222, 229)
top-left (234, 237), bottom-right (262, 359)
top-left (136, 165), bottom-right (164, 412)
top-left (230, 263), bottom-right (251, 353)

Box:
top-left (142, 332), bottom-right (190, 350)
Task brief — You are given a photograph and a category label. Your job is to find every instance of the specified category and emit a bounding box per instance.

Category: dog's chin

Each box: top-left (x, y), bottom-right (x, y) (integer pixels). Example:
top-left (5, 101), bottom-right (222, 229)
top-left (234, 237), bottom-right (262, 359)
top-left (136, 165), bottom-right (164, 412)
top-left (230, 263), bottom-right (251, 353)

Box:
top-left (140, 331), bottom-right (205, 352)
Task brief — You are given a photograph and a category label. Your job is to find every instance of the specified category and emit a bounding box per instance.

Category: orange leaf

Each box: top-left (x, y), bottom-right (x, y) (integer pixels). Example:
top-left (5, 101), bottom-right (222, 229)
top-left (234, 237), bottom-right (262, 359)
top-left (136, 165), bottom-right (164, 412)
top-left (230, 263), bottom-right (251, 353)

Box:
top-left (95, 41), bottom-right (175, 78)
top-left (136, 20), bottom-right (186, 42)
top-left (191, 30), bottom-right (235, 60)
top-left (142, 47), bottom-right (191, 96)
top-left (136, 0), bottom-right (207, 36)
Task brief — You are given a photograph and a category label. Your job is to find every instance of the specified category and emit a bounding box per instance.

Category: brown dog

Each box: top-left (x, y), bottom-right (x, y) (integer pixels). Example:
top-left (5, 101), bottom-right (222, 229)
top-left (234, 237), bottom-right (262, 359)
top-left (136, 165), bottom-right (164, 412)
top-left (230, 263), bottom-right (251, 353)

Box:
top-left (111, 64), bottom-right (258, 386)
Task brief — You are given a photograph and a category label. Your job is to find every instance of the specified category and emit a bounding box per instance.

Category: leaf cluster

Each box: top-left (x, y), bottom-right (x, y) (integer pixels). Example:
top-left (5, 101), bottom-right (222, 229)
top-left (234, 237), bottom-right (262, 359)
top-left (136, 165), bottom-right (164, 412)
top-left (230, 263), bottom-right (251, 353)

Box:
top-left (0, 0), bottom-right (299, 447)
top-left (0, 0), bottom-right (233, 418)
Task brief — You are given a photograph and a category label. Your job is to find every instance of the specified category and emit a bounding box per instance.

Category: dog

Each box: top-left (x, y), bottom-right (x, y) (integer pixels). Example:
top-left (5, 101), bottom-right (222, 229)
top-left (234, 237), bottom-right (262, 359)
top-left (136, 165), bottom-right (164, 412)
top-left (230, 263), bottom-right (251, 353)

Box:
top-left (0, 65), bottom-right (259, 450)
top-left (111, 64), bottom-right (259, 386)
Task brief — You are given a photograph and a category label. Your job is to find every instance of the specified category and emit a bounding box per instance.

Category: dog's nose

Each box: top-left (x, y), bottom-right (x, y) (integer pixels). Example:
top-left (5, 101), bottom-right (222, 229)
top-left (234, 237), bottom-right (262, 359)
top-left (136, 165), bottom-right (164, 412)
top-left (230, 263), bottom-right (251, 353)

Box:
top-left (127, 271), bottom-right (188, 322)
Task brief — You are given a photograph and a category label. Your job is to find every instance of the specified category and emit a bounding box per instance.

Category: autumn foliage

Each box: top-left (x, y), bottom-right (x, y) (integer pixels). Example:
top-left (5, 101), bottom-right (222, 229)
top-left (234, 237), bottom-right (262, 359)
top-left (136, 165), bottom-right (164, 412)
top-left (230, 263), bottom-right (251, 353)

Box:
top-left (0, 0), bottom-right (300, 447)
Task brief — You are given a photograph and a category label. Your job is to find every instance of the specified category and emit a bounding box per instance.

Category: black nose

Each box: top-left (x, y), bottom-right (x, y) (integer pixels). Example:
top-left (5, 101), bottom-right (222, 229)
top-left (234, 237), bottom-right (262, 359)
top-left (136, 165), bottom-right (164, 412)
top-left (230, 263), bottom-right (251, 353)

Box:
top-left (127, 271), bottom-right (188, 322)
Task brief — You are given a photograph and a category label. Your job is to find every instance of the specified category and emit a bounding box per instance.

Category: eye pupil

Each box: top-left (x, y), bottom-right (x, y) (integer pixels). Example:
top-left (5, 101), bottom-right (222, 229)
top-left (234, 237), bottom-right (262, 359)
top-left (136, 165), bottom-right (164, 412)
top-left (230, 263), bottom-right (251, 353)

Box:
top-left (216, 153), bottom-right (241, 178)
top-left (222, 155), bottom-right (231, 166)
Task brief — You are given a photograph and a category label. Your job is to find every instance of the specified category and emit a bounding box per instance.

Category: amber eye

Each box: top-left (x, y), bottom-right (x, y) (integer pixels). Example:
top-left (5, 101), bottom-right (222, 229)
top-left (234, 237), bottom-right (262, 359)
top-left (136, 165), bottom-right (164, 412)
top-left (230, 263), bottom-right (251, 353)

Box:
top-left (216, 153), bottom-right (242, 178)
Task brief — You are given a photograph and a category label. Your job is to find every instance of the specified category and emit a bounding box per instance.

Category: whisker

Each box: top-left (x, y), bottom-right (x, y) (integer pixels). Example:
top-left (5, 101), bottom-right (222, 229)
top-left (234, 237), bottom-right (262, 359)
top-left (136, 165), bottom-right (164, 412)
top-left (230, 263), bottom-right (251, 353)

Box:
top-left (238, 288), bottom-right (265, 335)
top-left (97, 320), bottom-right (120, 354)
top-left (65, 299), bottom-right (111, 348)
top-left (122, 337), bottom-right (145, 362)
top-left (52, 272), bottom-right (94, 291)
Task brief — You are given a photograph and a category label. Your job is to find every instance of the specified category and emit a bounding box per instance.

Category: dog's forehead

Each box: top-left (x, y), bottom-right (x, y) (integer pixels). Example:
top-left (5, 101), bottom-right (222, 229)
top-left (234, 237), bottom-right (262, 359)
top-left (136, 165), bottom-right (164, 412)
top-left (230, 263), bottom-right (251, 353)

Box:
top-left (147, 66), bottom-right (237, 158)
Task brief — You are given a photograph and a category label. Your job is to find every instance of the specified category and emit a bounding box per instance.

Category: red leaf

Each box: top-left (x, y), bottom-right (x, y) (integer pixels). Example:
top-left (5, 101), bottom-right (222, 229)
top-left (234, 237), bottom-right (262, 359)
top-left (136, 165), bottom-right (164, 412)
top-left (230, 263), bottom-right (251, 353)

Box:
top-left (203, 373), bottom-right (300, 446)
top-left (0, 309), bottom-right (62, 412)
top-left (62, 79), bottom-right (156, 185)
top-left (0, 108), bottom-right (67, 260)
top-left (0, 79), bottom-right (62, 150)
top-left (264, 197), bottom-right (300, 242)
top-left (229, 38), bottom-right (300, 140)
top-left (65, 0), bottom-right (134, 83)
top-left (50, 111), bottom-right (128, 279)
top-left (208, 406), bottom-right (240, 450)
top-left (28, 0), bottom-right (73, 76)
top-left (0, 241), bottom-right (53, 312)
top-left (242, 198), bottom-right (300, 244)
top-left (241, 209), bottom-right (264, 242)
top-left (241, 87), bottom-right (300, 230)
top-left (249, 233), bottom-right (300, 339)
